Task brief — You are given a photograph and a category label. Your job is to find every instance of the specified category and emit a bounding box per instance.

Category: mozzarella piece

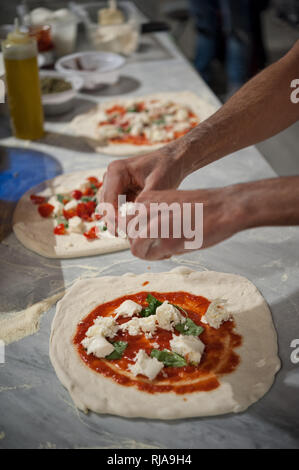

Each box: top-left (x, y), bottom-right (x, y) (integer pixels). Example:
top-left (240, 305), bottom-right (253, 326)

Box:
top-left (130, 122), bottom-right (144, 136)
top-left (175, 107), bottom-right (189, 121)
top-left (96, 125), bottom-right (120, 140)
top-left (155, 301), bottom-right (182, 331)
top-left (129, 350), bottom-right (163, 380)
top-left (48, 196), bottom-right (64, 217)
top-left (86, 316), bottom-right (118, 339)
top-left (81, 335), bottom-right (114, 358)
top-left (170, 335), bottom-right (205, 365)
top-left (64, 199), bottom-right (78, 211)
top-left (201, 299), bottom-right (231, 329)
top-left (173, 121), bottom-right (190, 133)
top-left (120, 315), bottom-right (157, 337)
top-left (130, 112), bottom-right (150, 125)
top-left (114, 300), bottom-right (142, 319)
top-left (68, 216), bottom-right (84, 234)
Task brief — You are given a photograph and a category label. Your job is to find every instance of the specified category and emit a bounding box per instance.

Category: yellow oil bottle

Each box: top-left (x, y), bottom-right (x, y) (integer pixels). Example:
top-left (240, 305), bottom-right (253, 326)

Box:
top-left (2, 21), bottom-right (44, 140)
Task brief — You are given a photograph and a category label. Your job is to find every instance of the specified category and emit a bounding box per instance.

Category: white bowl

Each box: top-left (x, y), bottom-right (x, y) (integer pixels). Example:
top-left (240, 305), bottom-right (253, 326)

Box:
top-left (55, 51), bottom-right (125, 90)
top-left (40, 70), bottom-right (84, 116)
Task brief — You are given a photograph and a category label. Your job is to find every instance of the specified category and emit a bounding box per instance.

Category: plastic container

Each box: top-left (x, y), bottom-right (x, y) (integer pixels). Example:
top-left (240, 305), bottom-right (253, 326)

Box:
top-left (55, 51), bottom-right (125, 90)
top-left (40, 70), bottom-right (84, 116)
top-left (73, 2), bottom-right (140, 56)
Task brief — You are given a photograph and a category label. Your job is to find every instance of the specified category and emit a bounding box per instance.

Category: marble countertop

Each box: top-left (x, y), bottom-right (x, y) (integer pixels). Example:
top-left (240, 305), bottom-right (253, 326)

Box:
top-left (0, 27), bottom-right (299, 449)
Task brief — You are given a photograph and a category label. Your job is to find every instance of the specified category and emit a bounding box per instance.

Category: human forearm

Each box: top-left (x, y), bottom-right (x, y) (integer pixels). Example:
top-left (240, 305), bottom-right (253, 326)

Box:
top-left (233, 176), bottom-right (299, 231)
top-left (172, 41), bottom-right (299, 178)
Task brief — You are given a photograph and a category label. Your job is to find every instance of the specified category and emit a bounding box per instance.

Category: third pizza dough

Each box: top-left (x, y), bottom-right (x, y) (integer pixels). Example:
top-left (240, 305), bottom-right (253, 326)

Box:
top-left (50, 267), bottom-right (280, 419)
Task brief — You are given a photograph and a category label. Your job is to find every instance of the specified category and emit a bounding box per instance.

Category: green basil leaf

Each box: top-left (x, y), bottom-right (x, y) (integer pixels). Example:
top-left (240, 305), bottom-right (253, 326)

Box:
top-left (57, 194), bottom-right (70, 204)
top-left (81, 196), bottom-right (96, 203)
top-left (90, 183), bottom-right (98, 193)
top-left (106, 341), bottom-right (128, 360)
top-left (153, 118), bottom-right (165, 125)
top-left (151, 349), bottom-right (186, 367)
top-left (140, 294), bottom-right (162, 317)
top-left (175, 317), bottom-right (204, 336)
top-left (127, 107), bottom-right (137, 112)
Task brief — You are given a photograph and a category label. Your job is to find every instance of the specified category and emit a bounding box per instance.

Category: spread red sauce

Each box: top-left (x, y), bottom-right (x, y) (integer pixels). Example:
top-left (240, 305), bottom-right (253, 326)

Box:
top-left (73, 291), bottom-right (242, 395)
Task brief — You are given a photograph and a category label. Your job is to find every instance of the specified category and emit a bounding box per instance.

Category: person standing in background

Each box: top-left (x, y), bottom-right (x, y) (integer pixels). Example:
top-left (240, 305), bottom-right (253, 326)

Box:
top-left (189, 0), bottom-right (269, 97)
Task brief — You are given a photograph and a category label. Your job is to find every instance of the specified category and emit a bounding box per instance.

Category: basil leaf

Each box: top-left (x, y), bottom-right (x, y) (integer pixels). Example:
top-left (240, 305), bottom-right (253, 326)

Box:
top-left (81, 196), bottom-right (96, 203)
top-left (106, 341), bottom-right (128, 360)
top-left (175, 318), bottom-right (204, 336)
top-left (151, 349), bottom-right (186, 367)
top-left (90, 183), bottom-right (98, 193)
top-left (127, 107), bottom-right (137, 112)
top-left (153, 118), bottom-right (165, 125)
top-left (57, 194), bottom-right (70, 204)
top-left (140, 294), bottom-right (162, 317)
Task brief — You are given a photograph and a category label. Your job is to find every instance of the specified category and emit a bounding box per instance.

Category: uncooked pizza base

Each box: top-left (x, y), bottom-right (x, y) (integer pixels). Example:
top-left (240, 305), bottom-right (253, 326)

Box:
top-left (49, 267), bottom-right (280, 419)
top-left (13, 169), bottom-right (129, 259)
top-left (69, 92), bottom-right (217, 156)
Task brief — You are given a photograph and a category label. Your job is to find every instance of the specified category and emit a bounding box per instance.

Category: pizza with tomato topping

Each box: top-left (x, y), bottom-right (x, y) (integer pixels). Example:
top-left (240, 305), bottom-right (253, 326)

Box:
top-left (50, 268), bottom-right (280, 419)
top-left (70, 92), bottom-right (216, 156)
top-left (13, 169), bottom-right (129, 259)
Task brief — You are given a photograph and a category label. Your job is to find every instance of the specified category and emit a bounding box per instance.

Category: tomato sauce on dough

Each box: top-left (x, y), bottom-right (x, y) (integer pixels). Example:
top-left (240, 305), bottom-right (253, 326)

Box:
top-left (73, 291), bottom-right (242, 394)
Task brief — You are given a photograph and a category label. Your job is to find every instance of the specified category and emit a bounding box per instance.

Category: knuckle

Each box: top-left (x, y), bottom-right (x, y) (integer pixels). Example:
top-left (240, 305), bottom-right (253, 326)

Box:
top-left (108, 160), bottom-right (124, 173)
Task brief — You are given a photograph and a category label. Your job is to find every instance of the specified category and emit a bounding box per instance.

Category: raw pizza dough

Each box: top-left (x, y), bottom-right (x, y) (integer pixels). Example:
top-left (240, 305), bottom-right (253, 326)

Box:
top-left (50, 267), bottom-right (280, 419)
top-left (13, 169), bottom-right (129, 259)
top-left (69, 91), bottom-right (217, 156)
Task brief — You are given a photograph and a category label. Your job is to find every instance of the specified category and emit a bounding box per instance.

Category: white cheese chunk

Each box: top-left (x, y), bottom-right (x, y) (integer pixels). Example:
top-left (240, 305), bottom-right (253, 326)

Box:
top-left (155, 301), bottom-right (182, 331)
top-left (173, 121), bottom-right (190, 133)
top-left (130, 122), bottom-right (144, 136)
top-left (175, 107), bottom-right (189, 121)
top-left (81, 335), bottom-right (114, 358)
top-left (120, 315), bottom-right (157, 337)
top-left (64, 199), bottom-right (78, 211)
top-left (201, 299), bottom-right (231, 329)
top-left (96, 125), bottom-right (120, 140)
top-left (68, 216), bottom-right (84, 234)
top-left (86, 316), bottom-right (118, 339)
top-left (114, 300), bottom-right (142, 319)
top-left (48, 196), bottom-right (63, 217)
top-left (170, 335), bottom-right (205, 365)
top-left (128, 349), bottom-right (163, 380)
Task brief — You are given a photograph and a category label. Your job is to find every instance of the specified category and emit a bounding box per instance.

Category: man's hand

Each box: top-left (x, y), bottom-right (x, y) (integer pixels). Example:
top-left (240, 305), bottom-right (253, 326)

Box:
top-left (124, 186), bottom-right (243, 260)
top-left (120, 176), bottom-right (299, 260)
top-left (99, 143), bottom-right (187, 209)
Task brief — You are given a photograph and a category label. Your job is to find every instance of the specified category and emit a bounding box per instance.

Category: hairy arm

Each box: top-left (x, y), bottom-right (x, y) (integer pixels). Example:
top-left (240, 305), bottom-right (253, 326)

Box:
top-left (101, 41), bottom-right (299, 209)
top-left (174, 40), bottom-right (299, 178)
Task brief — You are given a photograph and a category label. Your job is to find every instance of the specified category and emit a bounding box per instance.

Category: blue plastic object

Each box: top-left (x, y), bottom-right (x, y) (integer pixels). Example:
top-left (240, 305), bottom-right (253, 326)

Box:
top-left (0, 146), bottom-right (62, 202)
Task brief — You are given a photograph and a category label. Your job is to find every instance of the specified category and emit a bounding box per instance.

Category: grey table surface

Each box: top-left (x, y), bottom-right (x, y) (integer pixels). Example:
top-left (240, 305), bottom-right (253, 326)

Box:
top-left (0, 28), bottom-right (299, 450)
